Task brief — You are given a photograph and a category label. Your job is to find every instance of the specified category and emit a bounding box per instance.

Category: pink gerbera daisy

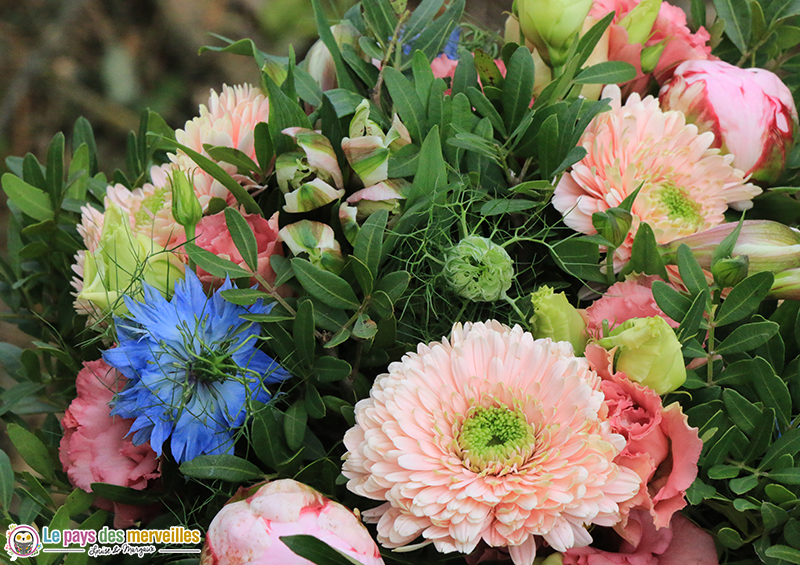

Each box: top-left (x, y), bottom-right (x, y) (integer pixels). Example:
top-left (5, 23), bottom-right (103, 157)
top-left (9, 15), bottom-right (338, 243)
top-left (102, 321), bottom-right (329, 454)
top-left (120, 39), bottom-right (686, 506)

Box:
top-left (342, 321), bottom-right (641, 564)
top-left (155, 83), bottom-right (270, 209)
top-left (553, 85), bottom-right (760, 269)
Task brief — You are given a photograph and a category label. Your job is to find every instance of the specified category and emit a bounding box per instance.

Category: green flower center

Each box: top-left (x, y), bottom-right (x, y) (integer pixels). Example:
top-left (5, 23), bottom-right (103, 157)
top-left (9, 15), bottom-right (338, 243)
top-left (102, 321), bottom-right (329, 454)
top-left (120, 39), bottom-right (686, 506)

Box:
top-left (655, 183), bottom-right (703, 228)
top-left (457, 405), bottom-right (536, 474)
top-left (188, 350), bottom-right (236, 383)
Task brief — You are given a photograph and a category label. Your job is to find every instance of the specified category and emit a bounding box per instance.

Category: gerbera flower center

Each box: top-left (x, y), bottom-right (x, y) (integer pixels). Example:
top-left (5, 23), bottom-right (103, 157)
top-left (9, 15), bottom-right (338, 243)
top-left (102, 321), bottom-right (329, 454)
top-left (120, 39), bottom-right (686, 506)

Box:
top-left (457, 405), bottom-right (536, 474)
top-left (653, 182), bottom-right (703, 228)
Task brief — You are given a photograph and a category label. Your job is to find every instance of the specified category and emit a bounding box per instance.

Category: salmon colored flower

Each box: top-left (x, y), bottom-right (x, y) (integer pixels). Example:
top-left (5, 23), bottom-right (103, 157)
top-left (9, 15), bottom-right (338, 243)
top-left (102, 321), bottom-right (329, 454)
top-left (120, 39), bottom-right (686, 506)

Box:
top-left (343, 321), bottom-right (641, 564)
top-left (553, 85), bottom-right (760, 270)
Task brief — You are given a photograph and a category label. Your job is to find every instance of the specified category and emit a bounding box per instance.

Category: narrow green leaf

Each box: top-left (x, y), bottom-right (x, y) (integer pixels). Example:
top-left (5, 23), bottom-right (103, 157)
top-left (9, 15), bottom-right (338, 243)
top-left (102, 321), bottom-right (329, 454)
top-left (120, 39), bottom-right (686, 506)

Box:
top-left (305, 385), bottom-right (326, 418)
top-left (466, 87), bottom-right (507, 137)
top-left (383, 67), bottom-right (426, 143)
top-left (538, 114), bottom-right (559, 179)
top-left (412, 50), bottom-right (435, 113)
top-left (311, 0), bottom-right (357, 91)
top-left (180, 454), bottom-right (264, 482)
top-left (351, 256), bottom-right (375, 296)
top-left (362, 0), bottom-right (398, 47)
top-left (39, 506), bottom-right (71, 565)
top-left (752, 356), bottom-right (791, 430)
top-left (627, 223), bottom-right (669, 279)
top-left (294, 300), bottom-right (316, 369)
top-left (205, 145), bottom-right (261, 174)
top-left (220, 288), bottom-right (270, 306)
top-left (404, 0), bottom-right (444, 39)
top-left (576, 12), bottom-right (614, 67)
top-left (404, 0), bottom-right (463, 63)
top-left (766, 544), bottom-right (800, 564)
top-left (722, 389), bottom-right (761, 435)
top-left (253, 405), bottom-right (292, 469)
top-left (452, 50), bottom-right (477, 96)
top-left (284, 401), bottom-right (308, 452)
top-left (354, 209), bottom-right (388, 276)
top-left (652, 280), bottom-right (692, 323)
top-left (765, 0), bottom-right (800, 24)
top-left (89, 482), bottom-right (161, 505)
top-left (712, 214), bottom-right (744, 265)
top-left (408, 126), bottom-right (446, 206)
top-left (0, 449), bottom-right (13, 510)
top-left (762, 428), bottom-right (800, 470)
top-left (224, 208), bottom-right (259, 272)
top-left (254, 122), bottom-right (273, 172)
top-left (291, 258), bottom-right (360, 310)
top-left (574, 61), bottom-right (636, 84)
top-left (263, 72), bottom-right (313, 156)
top-left (73, 116), bottom-right (98, 175)
top-left (376, 271), bottom-right (410, 302)
top-left (281, 534), bottom-right (364, 565)
top-left (716, 320), bottom-right (780, 355)
top-left (313, 356), bottom-right (351, 383)
top-left (678, 289), bottom-right (709, 340)
top-left (186, 243), bottom-right (252, 279)
top-left (677, 244), bottom-right (708, 297)
top-left (716, 271), bottom-right (774, 326)
top-left (714, 0), bottom-right (752, 53)
top-left (46, 132), bottom-right (65, 204)
top-left (503, 46), bottom-right (535, 132)
top-left (2, 174), bottom-right (55, 221)
top-left (7, 423), bottom-right (54, 481)
top-left (770, 468), bottom-right (800, 486)
top-left (743, 407), bottom-right (775, 463)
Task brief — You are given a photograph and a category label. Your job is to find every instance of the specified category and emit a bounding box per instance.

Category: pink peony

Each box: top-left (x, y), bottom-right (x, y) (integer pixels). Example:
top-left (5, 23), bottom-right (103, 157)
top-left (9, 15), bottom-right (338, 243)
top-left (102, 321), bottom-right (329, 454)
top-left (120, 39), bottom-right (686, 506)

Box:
top-left (59, 359), bottom-right (161, 528)
top-left (194, 211), bottom-right (285, 292)
top-left (157, 84), bottom-right (270, 210)
top-left (343, 321), bottom-right (641, 564)
top-left (584, 276), bottom-right (679, 338)
top-left (660, 59), bottom-right (799, 184)
top-left (563, 510), bottom-right (718, 565)
top-left (552, 85), bottom-right (760, 270)
top-left (589, 0), bottom-right (712, 95)
top-left (586, 344), bottom-right (702, 530)
top-left (200, 479), bottom-right (384, 565)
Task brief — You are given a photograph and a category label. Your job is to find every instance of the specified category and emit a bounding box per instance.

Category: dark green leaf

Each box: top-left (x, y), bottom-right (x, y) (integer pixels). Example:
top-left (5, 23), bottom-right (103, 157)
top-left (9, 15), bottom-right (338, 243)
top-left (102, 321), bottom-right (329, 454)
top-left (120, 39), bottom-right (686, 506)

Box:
top-left (503, 46), bottom-right (535, 133)
top-left (284, 401), bottom-right (308, 452)
top-left (407, 126), bottom-right (446, 206)
top-left (766, 544), bottom-right (800, 564)
top-left (383, 67), bottom-right (426, 143)
top-left (752, 356), bottom-right (791, 430)
top-left (253, 405), bottom-right (293, 470)
top-left (89, 483), bottom-right (161, 505)
top-left (404, 0), bottom-right (444, 39)
top-left (678, 290), bottom-right (709, 341)
top-left (311, 0), bottom-right (357, 91)
top-left (466, 87), bottom-right (507, 137)
top-left (716, 320), bottom-right (780, 355)
top-left (186, 243), bottom-right (252, 279)
top-left (403, 0), bottom-right (463, 63)
top-left (254, 122), bottom-right (273, 172)
top-left (351, 256), bottom-right (374, 296)
top-left (7, 423), bottom-right (54, 481)
top-left (263, 72), bottom-right (313, 156)
top-left (73, 116), bottom-right (98, 175)
top-left (716, 271), bottom-right (774, 326)
top-left (574, 61), bottom-right (636, 84)
top-left (39, 506), bottom-right (71, 565)
top-left (677, 244), bottom-right (708, 297)
top-left (313, 356), bottom-right (351, 383)
top-left (412, 50), bottom-right (435, 113)
top-left (294, 300), bottom-right (316, 368)
top-left (324, 327), bottom-right (351, 349)
top-left (2, 174), bottom-right (54, 221)
top-left (46, 132), bottom-right (65, 203)
top-left (770, 468), bottom-right (800, 485)
top-left (281, 534), bottom-right (364, 565)
top-left (743, 407), bottom-right (775, 463)
top-left (765, 0), bottom-right (800, 24)
top-left (714, 0), bottom-right (752, 53)
top-left (205, 145), bottom-right (261, 174)
top-left (717, 527), bottom-right (744, 550)
top-left (626, 223), bottom-right (669, 279)
top-left (712, 213), bottom-right (744, 265)
top-left (362, 0), bottom-right (398, 47)
top-left (354, 209), bottom-right (388, 276)
top-left (369, 290), bottom-right (394, 319)
top-left (730, 474), bottom-right (760, 494)
top-left (376, 271), bottom-right (410, 302)
top-left (452, 50), bottom-right (477, 96)
top-left (0, 449), bottom-right (13, 511)
top-left (291, 258), bottom-right (360, 310)
top-left (537, 114), bottom-right (559, 179)
top-left (220, 288), bottom-right (270, 306)
top-left (305, 385), bottom-right (326, 418)
top-left (224, 208), bottom-right (259, 272)
top-left (652, 280), bottom-right (692, 323)
top-left (722, 389), bottom-right (761, 435)
top-left (180, 454), bottom-right (264, 482)
top-left (762, 428), bottom-right (800, 470)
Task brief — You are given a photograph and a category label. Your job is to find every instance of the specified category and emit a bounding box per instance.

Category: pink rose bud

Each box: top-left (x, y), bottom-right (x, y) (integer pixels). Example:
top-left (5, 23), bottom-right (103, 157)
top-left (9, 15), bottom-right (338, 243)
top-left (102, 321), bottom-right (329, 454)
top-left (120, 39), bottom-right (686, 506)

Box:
top-left (660, 59), bottom-right (798, 184)
top-left (200, 479), bottom-right (384, 565)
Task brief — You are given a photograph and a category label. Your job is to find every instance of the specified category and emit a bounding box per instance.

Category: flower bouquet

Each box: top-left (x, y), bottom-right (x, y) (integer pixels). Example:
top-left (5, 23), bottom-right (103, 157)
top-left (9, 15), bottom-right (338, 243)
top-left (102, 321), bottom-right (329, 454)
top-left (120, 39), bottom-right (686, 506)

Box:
top-left (2, 0), bottom-right (800, 563)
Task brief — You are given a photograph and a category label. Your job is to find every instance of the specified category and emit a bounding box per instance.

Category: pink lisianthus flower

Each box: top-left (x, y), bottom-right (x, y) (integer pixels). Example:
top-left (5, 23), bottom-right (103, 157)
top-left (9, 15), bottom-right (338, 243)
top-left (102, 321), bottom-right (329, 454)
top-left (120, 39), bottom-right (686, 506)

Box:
top-left (200, 479), bottom-right (384, 565)
top-left (194, 211), bottom-right (286, 293)
top-left (584, 276), bottom-right (679, 338)
top-left (563, 510), bottom-right (718, 564)
top-left (586, 344), bottom-right (702, 530)
top-left (589, 0), bottom-right (712, 95)
top-left (660, 60), bottom-right (799, 185)
top-left (59, 359), bottom-right (161, 528)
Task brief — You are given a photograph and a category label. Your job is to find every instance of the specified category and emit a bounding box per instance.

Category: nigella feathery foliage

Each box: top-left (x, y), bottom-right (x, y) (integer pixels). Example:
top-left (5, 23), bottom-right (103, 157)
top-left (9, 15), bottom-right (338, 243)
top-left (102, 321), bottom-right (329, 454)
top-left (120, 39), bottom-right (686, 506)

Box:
top-left (103, 270), bottom-right (290, 464)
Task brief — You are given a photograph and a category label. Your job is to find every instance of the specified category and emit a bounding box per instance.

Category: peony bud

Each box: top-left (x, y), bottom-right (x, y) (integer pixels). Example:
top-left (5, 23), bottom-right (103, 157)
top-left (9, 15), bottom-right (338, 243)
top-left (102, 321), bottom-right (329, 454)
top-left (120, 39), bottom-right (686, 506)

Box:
top-left (597, 316), bottom-right (686, 394)
top-left (515, 0), bottom-right (594, 67)
top-left (200, 479), bottom-right (384, 565)
top-left (711, 255), bottom-right (749, 289)
top-left (444, 236), bottom-right (514, 302)
top-left (530, 286), bottom-right (587, 354)
top-left (661, 220), bottom-right (800, 274)
top-left (306, 21), bottom-right (364, 92)
top-left (660, 60), bottom-right (798, 184)
top-left (78, 204), bottom-right (185, 314)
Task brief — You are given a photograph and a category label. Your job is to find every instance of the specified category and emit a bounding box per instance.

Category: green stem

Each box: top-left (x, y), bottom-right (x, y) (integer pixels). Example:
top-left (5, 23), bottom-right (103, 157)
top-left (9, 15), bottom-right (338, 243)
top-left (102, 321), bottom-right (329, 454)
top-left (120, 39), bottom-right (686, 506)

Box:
top-left (605, 246), bottom-right (616, 286)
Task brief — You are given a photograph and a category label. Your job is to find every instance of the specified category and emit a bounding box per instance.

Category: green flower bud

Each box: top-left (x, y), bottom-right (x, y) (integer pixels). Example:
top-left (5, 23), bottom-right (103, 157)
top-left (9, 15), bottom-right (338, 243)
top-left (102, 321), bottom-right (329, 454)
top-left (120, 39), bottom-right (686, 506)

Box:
top-left (516, 0), bottom-right (593, 67)
top-left (592, 208), bottom-right (632, 249)
top-left (597, 316), bottom-right (686, 395)
top-left (444, 236), bottom-right (514, 302)
top-left (712, 255), bottom-right (749, 288)
top-left (640, 42), bottom-right (666, 74)
top-left (79, 204), bottom-right (185, 315)
top-left (530, 286), bottom-right (587, 354)
top-left (618, 0), bottom-right (661, 45)
top-left (169, 170), bottom-right (202, 229)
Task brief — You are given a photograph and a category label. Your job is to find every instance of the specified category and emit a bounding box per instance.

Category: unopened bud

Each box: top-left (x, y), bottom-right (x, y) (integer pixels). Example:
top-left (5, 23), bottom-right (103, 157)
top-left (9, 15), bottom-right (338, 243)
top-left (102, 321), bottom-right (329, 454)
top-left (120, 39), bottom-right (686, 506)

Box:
top-left (712, 255), bottom-right (749, 288)
top-left (592, 208), bottom-right (632, 248)
top-left (170, 170), bottom-right (203, 229)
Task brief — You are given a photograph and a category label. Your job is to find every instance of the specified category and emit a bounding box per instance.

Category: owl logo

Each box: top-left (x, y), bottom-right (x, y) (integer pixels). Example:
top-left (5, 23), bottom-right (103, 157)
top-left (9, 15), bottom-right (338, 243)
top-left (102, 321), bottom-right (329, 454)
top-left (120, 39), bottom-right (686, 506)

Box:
top-left (4, 524), bottom-right (42, 560)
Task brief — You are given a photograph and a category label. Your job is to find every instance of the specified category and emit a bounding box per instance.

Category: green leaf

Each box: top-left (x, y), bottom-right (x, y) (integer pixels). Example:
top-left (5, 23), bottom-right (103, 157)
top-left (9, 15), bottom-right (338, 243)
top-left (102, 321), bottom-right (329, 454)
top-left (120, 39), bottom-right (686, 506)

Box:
top-left (466, 87), bottom-right (507, 137)
top-left (503, 46), bottom-right (535, 133)
top-left (254, 122), bottom-right (273, 172)
top-left (717, 527), bottom-right (745, 550)
top-left (722, 389), bottom-right (761, 435)
top-left (64, 488), bottom-right (95, 517)
top-left (46, 132), bottom-right (65, 204)
top-left (765, 0), bottom-right (800, 24)
top-left (7, 423), bottom-right (54, 481)
top-left (89, 483), bottom-right (161, 505)
top-left (205, 145), bottom-right (261, 174)
top-left (305, 385), bottom-right (326, 419)
top-left (766, 483), bottom-right (797, 505)
top-left (652, 280), bottom-right (692, 323)
top-left (403, 0), bottom-right (463, 63)
top-left (180, 454), bottom-right (264, 482)
top-left (712, 213), bottom-right (744, 265)
top-left (294, 299), bottom-right (316, 368)
top-left (291, 258), bottom-right (360, 310)
top-left (763, 501), bottom-right (790, 530)
top-left (752, 356), bottom-right (791, 430)
top-left (770, 468), bottom-right (800, 486)
top-left (479, 199), bottom-right (538, 216)
top-left (383, 67), bottom-right (426, 143)
top-left (313, 356), bottom-right (351, 383)
top-left (412, 50), bottom-right (435, 113)
top-left (407, 126), bottom-right (446, 206)
top-left (452, 50), bottom-right (477, 96)
top-left (766, 545), bottom-right (800, 564)
top-left (715, 271), bottom-right (774, 326)
top-left (730, 474), bottom-right (760, 494)
top-left (362, 0), bottom-right (398, 48)
top-left (2, 173), bottom-right (55, 221)
top-left (375, 271), bottom-right (410, 302)
top-left (677, 244), bottom-right (708, 297)
top-left (743, 407), bottom-right (775, 463)
top-left (574, 61), bottom-right (636, 84)
top-left (404, 0), bottom-right (444, 39)
top-left (714, 0), bottom-right (752, 53)
top-left (281, 534), bottom-right (365, 565)
top-left (224, 207), bottom-right (259, 272)
top-left (73, 116), bottom-right (98, 175)
top-left (253, 405), bottom-right (293, 470)
top-left (324, 327), bottom-right (351, 349)
top-left (0, 449), bottom-right (13, 511)
top-left (284, 401), bottom-right (308, 452)
top-left (263, 72), bottom-right (313, 156)
top-left (575, 12), bottom-right (614, 67)
top-left (220, 288), bottom-right (270, 306)
top-left (626, 223), bottom-right (669, 279)
top-left (762, 428), bottom-right (800, 470)
top-left (39, 506), bottom-right (71, 565)
top-left (353, 313), bottom-right (378, 339)
top-left (369, 290), bottom-right (394, 319)
top-left (537, 114), bottom-right (560, 179)
top-left (186, 243), bottom-right (252, 279)
top-left (351, 256), bottom-right (374, 295)
top-left (354, 209), bottom-right (388, 277)
top-left (311, 0), bottom-right (357, 91)
top-left (715, 320), bottom-right (780, 355)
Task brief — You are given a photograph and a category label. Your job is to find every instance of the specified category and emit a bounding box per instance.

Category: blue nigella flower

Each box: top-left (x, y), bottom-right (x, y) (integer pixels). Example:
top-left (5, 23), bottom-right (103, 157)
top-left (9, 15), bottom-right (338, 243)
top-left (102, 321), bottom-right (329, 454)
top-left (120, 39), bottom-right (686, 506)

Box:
top-left (104, 270), bottom-right (290, 464)
top-left (401, 25), bottom-right (462, 58)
